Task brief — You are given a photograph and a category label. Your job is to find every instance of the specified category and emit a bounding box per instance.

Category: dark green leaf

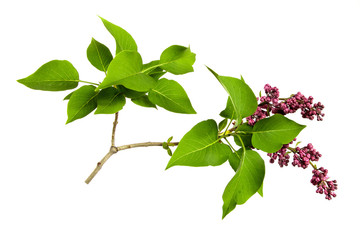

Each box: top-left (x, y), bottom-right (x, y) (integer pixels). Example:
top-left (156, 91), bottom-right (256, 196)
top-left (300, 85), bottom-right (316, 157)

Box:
top-left (148, 78), bottom-right (196, 114)
top-left (131, 95), bottom-right (156, 108)
top-left (63, 91), bottom-right (74, 101)
top-left (233, 124), bottom-right (253, 148)
top-left (252, 114), bottom-right (306, 153)
top-left (95, 87), bottom-right (125, 114)
top-left (222, 149), bottom-right (265, 219)
top-left (166, 119), bottom-right (231, 169)
top-left (220, 97), bottom-right (235, 119)
top-left (98, 51), bottom-right (156, 91)
top-left (99, 16), bottom-right (137, 54)
top-left (207, 67), bottom-right (257, 122)
top-left (66, 85), bottom-right (98, 124)
top-left (87, 38), bottom-right (113, 72)
top-left (218, 119), bottom-right (228, 132)
top-left (17, 60), bottom-right (79, 91)
top-left (159, 45), bottom-right (195, 75)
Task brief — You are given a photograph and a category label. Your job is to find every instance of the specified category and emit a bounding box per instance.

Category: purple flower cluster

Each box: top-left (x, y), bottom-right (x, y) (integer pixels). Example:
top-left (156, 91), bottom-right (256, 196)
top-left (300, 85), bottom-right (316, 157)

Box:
top-left (311, 167), bottom-right (338, 200)
top-left (292, 143), bottom-right (322, 169)
top-left (268, 140), bottom-right (337, 200)
top-left (246, 84), bottom-right (325, 126)
top-left (267, 139), bottom-right (296, 167)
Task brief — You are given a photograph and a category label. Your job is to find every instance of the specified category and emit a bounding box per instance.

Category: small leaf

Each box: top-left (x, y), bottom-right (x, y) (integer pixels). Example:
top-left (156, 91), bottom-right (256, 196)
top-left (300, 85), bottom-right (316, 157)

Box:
top-left (167, 148), bottom-right (173, 156)
top-left (166, 119), bottom-right (232, 169)
top-left (117, 86), bottom-right (146, 99)
top-left (222, 149), bottom-right (265, 219)
top-left (252, 114), bottom-right (306, 153)
top-left (218, 119), bottom-right (228, 132)
top-left (207, 67), bottom-right (258, 122)
top-left (148, 78), bottom-right (196, 114)
top-left (17, 60), bottom-right (79, 91)
top-left (233, 124), bottom-right (253, 148)
top-left (220, 97), bottom-right (235, 119)
top-left (98, 51), bottom-right (156, 91)
top-left (159, 45), bottom-right (196, 75)
top-left (95, 87), bottom-right (125, 114)
top-left (63, 91), bottom-right (74, 101)
top-left (99, 16), bottom-right (137, 54)
top-left (87, 38), bottom-right (113, 72)
top-left (66, 85), bottom-right (98, 124)
top-left (167, 136), bottom-right (173, 143)
top-left (131, 95), bottom-right (156, 108)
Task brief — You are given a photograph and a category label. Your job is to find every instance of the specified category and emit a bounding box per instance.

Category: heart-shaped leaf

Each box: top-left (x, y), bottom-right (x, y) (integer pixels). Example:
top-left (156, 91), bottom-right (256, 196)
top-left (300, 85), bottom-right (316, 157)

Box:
top-left (148, 78), bottom-right (196, 114)
top-left (222, 149), bottom-right (265, 219)
top-left (207, 67), bottom-right (258, 122)
top-left (99, 16), bottom-right (137, 54)
top-left (252, 114), bottom-right (306, 153)
top-left (66, 85), bottom-right (98, 124)
top-left (98, 51), bottom-right (156, 92)
top-left (166, 119), bottom-right (231, 169)
top-left (17, 60), bottom-right (79, 91)
top-left (95, 87), bottom-right (125, 114)
top-left (87, 38), bottom-right (113, 72)
top-left (159, 45), bottom-right (195, 75)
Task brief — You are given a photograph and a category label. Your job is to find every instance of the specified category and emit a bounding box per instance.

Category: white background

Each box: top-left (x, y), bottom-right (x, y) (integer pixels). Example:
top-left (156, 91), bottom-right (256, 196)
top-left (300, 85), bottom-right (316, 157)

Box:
top-left (1, 0), bottom-right (359, 239)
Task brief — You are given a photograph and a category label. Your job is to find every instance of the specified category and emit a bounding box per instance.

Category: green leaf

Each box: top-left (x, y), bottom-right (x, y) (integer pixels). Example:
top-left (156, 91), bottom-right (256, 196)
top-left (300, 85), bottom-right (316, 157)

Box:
top-left (143, 60), bottom-right (166, 80)
top-left (220, 97), bottom-right (235, 119)
top-left (258, 182), bottom-right (264, 197)
top-left (63, 91), bottom-right (74, 101)
top-left (17, 60), bottom-right (79, 91)
top-left (131, 95), bottom-right (156, 108)
top-left (166, 119), bottom-right (231, 169)
top-left (98, 51), bottom-right (156, 91)
top-left (87, 38), bottom-right (113, 72)
top-left (207, 67), bottom-right (257, 122)
top-left (252, 114), bottom-right (306, 153)
top-left (99, 16), bottom-right (137, 54)
top-left (233, 124), bottom-right (253, 148)
top-left (66, 85), bottom-right (98, 124)
top-left (218, 119), bottom-right (228, 132)
top-left (95, 87), bottom-right (125, 114)
top-left (148, 78), bottom-right (196, 114)
top-left (159, 45), bottom-right (196, 75)
top-left (222, 149), bottom-right (265, 219)
top-left (117, 86), bottom-right (146, 99)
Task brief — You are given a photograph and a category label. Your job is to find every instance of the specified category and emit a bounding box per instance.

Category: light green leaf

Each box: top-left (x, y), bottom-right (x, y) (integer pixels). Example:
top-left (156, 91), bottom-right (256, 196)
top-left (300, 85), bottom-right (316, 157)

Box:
top-left (207, 67), bottom-right (257, 122)
top-left (98, 51), bottom-right (156, 91)
top-left (166, 119), bottom-right (232, 169)
top-left (99, 16), bottom-right (137, 54)
top-left (17, 60), bottom-right (79, 91)
top-left (117, 86), bottom-right (146, 99)
top-left (252, 114), bottom-right (306, 153)
top-left (218, 119), bottom-right (228, 132)
top-left (87, 38), bottom-right (113, 72)
top-left (258, 182), bottom-right (264, 197)
top-left (95, 87), bottom-right (125, 114)
top-left (159, 45), bottom-right (195, 75)
top-left (143, 60), bottom-right (166, 80)
top-left (220, 97), bottom-right (235, 119)
top-left (148, 78), bottom-right (196, 114)
top-left (66, 85), bottom-right (98, 124)
top-left (131, 95), bottom-right (156, 108)
top-left (222, 149), bottom-right (265, 219)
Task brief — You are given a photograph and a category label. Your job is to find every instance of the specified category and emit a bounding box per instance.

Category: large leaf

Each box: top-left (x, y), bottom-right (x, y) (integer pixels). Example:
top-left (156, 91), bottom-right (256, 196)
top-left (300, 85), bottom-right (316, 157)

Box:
top-left (222, 149), bottom-right (265, 219)
top-left (252, 114), bottom-right (306, 153)
top-left (87, 38), bottom-right (113, 72)
top-left (148, 78), bottom-right (196, 114)
top-left (95, 87), bottom-right (125, 114)
top-left (66, 85), bottom-right (98, 124)
top-left (166, 119), bottom-right (232, 169)
top-left (17, 60), bottom-right (79, 91)
top-left (98, 51), bottom-right (156, 91)
top-left (159, 45), bottom-right (195, 75)
top-left (207, 67), bottom-right (257, 122)
top-left (99, 16), bottom-right (137, 54)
